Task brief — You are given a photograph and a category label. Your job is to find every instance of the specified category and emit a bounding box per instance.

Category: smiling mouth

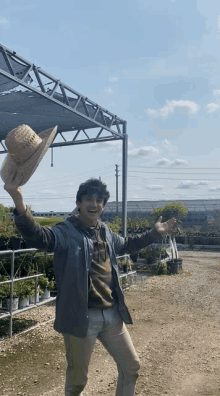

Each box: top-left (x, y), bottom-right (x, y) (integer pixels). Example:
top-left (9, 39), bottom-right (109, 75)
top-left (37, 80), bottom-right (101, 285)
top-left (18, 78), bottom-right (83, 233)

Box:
top-left (88, 211), bottom-right (97, 213)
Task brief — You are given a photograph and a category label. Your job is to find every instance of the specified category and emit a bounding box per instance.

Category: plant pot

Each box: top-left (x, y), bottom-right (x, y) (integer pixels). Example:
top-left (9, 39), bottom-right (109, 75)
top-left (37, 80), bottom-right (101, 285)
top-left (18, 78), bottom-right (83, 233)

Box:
top-left (0, 237), bottom-right (10, 251)
top-left (18, 297), bottom-right (30, 309)
top-left (20, 239), bottom-right (26, 250)
top-left (130, 253), bottom-right (138, 263)
top-left (123, 265), bottom-right (128, 273)
top-left (29, 292), bottom-right (39, 304)
top-left (167, 259), bottom-right (183, 274)
top-left (6, 297), bottom-right (19, 311)
top-left (41, 289), bottom-right (50, 300)
top-left (9, 237), bottom-right (22, 250)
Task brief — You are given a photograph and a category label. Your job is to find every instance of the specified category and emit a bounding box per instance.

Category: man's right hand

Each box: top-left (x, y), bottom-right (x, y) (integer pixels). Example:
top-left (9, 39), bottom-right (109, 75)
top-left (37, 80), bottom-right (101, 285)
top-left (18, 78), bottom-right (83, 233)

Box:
top-left (4, 183), bottom-right (23, 198)
top-left (3, 171), bottom-right (24, 198)
top-left (4, 173), bottom-right (26, 215)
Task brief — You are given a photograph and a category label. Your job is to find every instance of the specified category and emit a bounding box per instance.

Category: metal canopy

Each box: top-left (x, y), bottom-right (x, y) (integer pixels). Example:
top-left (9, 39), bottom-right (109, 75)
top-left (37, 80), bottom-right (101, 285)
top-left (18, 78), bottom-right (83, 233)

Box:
top-left (0, 43), bottom-right (128, 237)
top-left (0, 44), bottom-right (125, 150)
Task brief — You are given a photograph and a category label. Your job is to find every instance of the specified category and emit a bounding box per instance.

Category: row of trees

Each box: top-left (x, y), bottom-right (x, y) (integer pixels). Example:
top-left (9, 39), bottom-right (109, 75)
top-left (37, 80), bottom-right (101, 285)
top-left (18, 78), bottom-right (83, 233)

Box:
top-left (106, 202), bottom-right (188, 234)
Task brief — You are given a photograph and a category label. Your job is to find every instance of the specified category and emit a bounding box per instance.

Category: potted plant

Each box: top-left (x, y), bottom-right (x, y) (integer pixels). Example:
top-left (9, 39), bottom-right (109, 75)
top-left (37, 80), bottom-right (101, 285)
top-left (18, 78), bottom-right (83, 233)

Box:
top-left (1, 281), bottom-right (19, 311)
top-left (151, 261), bottom-right (169, 276)
top-left (0, 276), bottom-right (6, 308)
top-left (38, 276), bottom-right (54, 300)
top-left (119, 259), bottom-right (133, 273)
top-left (29, 285), bottom-right (40, 304)
top-left (161, 247), bottom-right (167, 259)
top-left (27, 278), bottom-right (40, 304)
top-left (130, 251), bottom-right (139, 263)
top-left (0, 223), bottom-right (23, 250)
top-left (9, 232), bottom-right (24, 250)
top-left (0, 224), bottom-right (11, 250)
top-left (15, 280), bottom-right (32, 308)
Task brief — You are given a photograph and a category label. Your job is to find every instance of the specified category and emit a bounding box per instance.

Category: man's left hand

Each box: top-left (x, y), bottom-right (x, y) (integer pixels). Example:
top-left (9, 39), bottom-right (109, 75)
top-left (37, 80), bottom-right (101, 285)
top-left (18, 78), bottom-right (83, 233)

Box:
top-left (154, 216), bottom-right (176, 235)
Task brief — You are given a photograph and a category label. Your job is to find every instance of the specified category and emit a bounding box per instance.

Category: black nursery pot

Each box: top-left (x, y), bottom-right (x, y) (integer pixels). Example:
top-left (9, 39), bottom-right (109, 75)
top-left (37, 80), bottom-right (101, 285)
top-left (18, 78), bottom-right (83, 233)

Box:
top-left (123, 265), bottom-right (128, 273)
top-left (9, 237), bottom-right (23, 250)
top-left (0, 237), bottom-right (9, 251)
top-left (167, 258), bottom-right (183, 274)
top-left (130, 253), bottom-right (138, 263)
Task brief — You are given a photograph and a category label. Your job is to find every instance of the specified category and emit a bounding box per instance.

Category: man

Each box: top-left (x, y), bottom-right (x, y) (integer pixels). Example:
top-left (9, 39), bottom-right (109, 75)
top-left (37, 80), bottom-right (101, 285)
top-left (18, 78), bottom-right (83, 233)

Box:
top-left (4, 177), bottom-right (176, 396)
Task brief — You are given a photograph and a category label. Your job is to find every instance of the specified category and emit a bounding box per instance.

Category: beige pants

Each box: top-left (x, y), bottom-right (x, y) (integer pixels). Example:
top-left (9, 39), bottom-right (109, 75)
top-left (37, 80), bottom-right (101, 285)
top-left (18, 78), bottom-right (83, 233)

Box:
top-left (63, 303), bottom-right (140, 396)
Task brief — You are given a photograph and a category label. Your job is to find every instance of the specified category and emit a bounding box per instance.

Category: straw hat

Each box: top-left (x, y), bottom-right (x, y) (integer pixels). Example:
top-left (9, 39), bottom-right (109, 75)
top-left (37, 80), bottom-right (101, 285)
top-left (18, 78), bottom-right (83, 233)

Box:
top-left (0, 124), bottom-right (58, 187)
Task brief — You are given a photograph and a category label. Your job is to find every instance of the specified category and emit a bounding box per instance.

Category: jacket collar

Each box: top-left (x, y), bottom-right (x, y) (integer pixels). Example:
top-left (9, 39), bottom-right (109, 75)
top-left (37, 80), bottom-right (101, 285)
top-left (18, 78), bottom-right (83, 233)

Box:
top-left (67, 214), bottom-right (106, 236)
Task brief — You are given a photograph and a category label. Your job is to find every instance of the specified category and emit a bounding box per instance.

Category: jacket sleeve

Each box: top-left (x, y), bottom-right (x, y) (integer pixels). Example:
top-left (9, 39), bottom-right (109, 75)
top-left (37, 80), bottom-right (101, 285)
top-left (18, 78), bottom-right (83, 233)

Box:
top-left (13, 208), bottom-right (69, 252)
top-left (110, 227), bottom-right (162, 256)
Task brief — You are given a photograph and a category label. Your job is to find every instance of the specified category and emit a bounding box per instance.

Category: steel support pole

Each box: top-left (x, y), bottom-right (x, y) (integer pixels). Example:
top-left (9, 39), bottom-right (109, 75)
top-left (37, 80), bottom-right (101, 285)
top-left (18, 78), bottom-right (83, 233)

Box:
top-left (122, 122), bottom-right (128, 238)
top-left (9, 251), bottom-right (15, 338)
top-left (115, 165), bottom-right (119, 217)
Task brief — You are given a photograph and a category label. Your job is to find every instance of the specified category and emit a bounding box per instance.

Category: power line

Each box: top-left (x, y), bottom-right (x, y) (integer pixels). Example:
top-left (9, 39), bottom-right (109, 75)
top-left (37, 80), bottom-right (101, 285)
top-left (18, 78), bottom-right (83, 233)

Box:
top-left (127, 176), bottom-right (220, 181)
top-left (128, 166), bottom-right (220, 170)
top-left (23, 167), bottom-right (113, 188)
top-left (127, 171), bottom-right (220, 175)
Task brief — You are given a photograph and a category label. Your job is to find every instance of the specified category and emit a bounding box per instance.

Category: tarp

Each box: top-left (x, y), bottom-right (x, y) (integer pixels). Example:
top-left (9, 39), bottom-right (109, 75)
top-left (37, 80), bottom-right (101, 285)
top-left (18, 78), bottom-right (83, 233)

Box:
top-left (0, 89), bottom-right (116, 139)
top-left (0, 50), bottom-right (32, 93)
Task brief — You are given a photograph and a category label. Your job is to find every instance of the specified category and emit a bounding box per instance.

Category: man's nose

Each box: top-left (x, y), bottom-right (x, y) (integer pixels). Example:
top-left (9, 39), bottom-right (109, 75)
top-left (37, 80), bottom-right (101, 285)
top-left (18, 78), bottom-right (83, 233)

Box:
top-left (90, 197), bottom-right (98, 205)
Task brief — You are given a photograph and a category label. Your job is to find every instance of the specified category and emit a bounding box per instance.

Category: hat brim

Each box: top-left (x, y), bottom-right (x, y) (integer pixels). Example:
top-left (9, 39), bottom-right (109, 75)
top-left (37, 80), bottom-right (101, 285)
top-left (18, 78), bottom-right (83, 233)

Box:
top-left (0, 126), bottom-right (58, 187)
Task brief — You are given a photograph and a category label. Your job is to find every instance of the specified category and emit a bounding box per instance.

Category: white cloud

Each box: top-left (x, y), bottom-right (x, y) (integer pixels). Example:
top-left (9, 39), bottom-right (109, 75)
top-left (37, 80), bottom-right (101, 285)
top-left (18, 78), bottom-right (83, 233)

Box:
top-left (0, 17), bottom-right (8, 24)
top-left (155, 158), bottom-right (172, 166)
top-left (146, 109), bottom-right (158, 118)
top-left (128, 146), bottom-right (159, 158)
top-left (162, 139), bottom-right (172, 150)
top-left (177, 180), bottom-right (209, 189)
top-left (170, 159), bottom-right (188, 166)
top-left (109, 76), bottom-right (119, 82)
top-left (213, 90), bottom-right (220, 95)
top-left (155, 158), bottom-right (188, 167)
top-left (206, 103), bottom-right (220, 113)
top-left (146, 184), bottom-right (164, 190)
top-left (146, 100), bottom-right (200, 119)
top-left (209, 186), bottom-right (220, 191)
top-left (105, 87), bottom-right (114, 94)
top-left (92, 139), bottom-right (133, 151)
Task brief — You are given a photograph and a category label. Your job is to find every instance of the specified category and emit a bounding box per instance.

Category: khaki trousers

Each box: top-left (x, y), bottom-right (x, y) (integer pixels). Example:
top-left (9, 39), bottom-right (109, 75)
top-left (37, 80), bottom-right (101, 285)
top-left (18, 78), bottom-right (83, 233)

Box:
top-left (63, 303), bottom-right (140, 396)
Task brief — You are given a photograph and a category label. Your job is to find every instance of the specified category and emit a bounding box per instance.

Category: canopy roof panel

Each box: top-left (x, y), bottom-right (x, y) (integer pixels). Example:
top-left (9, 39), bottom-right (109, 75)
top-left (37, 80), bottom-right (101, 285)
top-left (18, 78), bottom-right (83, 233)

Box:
top-left (0, 43), bottom-right (126, 153)
top-left (0, 48), bottom-right (32, 92)
top-left (0, 89), bottom-right (118, 139)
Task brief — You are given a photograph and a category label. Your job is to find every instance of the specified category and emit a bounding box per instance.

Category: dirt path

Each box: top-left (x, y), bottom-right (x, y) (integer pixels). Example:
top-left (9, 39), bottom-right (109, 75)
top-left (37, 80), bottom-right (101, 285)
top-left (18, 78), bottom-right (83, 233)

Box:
top-left (1, 251), bottom-right (220, 395)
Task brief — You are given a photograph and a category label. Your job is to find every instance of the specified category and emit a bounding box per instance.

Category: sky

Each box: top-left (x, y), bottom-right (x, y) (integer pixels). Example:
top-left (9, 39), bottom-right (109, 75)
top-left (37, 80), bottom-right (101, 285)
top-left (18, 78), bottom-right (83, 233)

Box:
top-left (0, 0), bottom-right (220, 212)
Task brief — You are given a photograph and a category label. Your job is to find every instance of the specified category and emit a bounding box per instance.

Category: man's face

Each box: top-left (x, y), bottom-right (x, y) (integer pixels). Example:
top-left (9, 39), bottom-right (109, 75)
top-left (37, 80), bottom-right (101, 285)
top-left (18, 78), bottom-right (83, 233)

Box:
top-left (77, 194), bottom-right (105, 227)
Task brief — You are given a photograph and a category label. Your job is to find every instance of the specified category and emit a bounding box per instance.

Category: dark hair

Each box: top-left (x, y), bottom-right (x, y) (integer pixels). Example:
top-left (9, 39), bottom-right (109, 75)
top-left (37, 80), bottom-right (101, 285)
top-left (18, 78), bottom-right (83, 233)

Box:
top-left (76, 178), bottom-right (110, 213)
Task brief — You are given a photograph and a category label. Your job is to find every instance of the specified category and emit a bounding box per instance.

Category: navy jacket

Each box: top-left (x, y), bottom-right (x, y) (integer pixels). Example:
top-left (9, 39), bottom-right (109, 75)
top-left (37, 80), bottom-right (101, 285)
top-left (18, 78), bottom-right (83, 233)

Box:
top-left (14, 208), bottom-right (162, 338)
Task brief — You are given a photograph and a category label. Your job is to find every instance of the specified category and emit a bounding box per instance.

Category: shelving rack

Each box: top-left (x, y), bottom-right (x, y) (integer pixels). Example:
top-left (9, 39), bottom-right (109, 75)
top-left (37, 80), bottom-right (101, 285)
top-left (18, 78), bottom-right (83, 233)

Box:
top-left (0, 249), bottom-right (136, 338)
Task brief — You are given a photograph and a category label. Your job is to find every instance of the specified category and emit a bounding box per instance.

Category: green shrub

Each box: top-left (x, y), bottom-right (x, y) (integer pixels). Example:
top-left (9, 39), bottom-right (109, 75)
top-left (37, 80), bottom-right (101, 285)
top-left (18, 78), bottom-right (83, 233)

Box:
top-left (14, 280), bottom-right (32, 300)
top-left (34, 217), bottom-right (63, 227)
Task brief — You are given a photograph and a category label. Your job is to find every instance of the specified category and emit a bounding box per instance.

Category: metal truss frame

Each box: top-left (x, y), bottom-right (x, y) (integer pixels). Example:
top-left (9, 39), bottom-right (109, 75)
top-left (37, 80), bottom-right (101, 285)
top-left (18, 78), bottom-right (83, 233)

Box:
top-left (0, 44), bottom-right (124, 149)
top-left (0, 44), bottom-right (128, 237)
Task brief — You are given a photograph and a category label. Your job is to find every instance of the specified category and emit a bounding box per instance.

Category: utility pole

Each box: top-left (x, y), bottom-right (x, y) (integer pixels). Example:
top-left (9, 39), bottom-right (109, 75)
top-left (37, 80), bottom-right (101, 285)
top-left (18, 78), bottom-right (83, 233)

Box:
top-left (115, 165), bottom-right (119, 216)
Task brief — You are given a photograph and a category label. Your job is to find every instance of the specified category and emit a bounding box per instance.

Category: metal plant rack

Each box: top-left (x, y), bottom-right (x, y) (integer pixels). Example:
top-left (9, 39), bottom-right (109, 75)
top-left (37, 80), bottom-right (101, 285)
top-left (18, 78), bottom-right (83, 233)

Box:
top-left (0, 248), bottom-right (135, 338)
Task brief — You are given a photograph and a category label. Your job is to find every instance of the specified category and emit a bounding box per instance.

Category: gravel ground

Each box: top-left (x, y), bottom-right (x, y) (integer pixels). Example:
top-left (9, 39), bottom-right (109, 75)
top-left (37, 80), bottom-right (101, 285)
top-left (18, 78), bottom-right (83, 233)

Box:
top-left (144, 251), bottom-right (220, 322)
top-left (0, 250), bottom-right (220, 396)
